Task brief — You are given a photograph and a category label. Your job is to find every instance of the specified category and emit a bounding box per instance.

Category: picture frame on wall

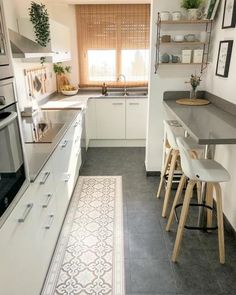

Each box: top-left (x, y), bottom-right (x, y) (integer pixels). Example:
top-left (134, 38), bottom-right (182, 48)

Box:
top-left (205, 0), bottom-right (220, 20)
top-left (216, 40), bottom-right (234, 77)
top-left (222, 0), bottom-right (236, 29)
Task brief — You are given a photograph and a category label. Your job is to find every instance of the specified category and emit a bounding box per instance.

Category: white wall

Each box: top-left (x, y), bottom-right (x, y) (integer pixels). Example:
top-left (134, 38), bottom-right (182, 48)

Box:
top-left (146, 0), bottom-right (236, 230)
top-left (3, 0), bottom-right (79, 110)
top-left (145, 0), bottom-right (206, 172)
top-left (205, 0), bottom-right (236, 229)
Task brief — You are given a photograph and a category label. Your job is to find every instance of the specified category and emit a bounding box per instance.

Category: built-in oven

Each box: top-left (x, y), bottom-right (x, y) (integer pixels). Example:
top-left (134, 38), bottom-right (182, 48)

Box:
top-left (0, 78), bottom-right (28, 222)
top-left (0, 0), bottom-right (13, 80)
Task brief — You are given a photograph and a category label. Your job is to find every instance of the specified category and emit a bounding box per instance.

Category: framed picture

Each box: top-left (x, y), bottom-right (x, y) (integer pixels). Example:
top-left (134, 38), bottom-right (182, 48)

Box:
top-left (216, 40), bottom-right (234, 77)
top-left (205, 0), bottom-right (220, 20)
top-left (222, 0), bottom-right (236, 29)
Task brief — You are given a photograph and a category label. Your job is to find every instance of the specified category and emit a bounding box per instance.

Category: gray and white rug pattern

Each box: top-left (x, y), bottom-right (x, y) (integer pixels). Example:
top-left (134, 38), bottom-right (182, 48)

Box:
top-left (42, 176), bottom-right (124, 295)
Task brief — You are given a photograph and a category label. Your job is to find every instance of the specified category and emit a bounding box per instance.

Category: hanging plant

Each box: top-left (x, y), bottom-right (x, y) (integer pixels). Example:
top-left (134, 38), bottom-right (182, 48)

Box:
top-left (29, 1), bottom-right (50, 47)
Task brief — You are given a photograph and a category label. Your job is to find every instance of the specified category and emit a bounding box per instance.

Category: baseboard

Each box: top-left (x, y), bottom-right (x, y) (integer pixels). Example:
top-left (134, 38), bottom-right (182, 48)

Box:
top-left (146, 171), bottom-right (161, 176)
top-left (89, 139), bottom-right (146, 147)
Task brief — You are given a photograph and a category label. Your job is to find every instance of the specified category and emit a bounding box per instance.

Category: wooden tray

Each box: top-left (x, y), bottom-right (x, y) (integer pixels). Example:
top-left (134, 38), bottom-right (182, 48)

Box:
top-left (176, 98), bottom-right (210, 106)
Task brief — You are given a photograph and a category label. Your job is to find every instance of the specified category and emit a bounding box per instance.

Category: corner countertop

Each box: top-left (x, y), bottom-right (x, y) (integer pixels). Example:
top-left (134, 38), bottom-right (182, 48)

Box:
top-left (40, 89), bottom-right (148, 110)
top-left (22, 109), bottom-right (80, 181)
top-left (164, 93), bottom-right (236, 145)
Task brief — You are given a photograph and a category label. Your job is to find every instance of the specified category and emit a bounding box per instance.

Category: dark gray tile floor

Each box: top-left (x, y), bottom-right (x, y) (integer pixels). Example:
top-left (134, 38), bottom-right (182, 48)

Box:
top-left (80, 147), bottom-right (236, 295)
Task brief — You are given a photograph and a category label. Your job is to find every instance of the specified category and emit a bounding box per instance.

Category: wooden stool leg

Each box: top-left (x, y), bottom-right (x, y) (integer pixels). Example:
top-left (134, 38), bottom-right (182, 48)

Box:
top-left (206, 182), bottom-right (213, 229)
top-left (157, 149), bottom-right (173, 198)
top-left (196, 181), bottom-right (202, 204)
top-left (162, 150), bottom-right (179, 218)
top-left (166, 174), bottom-right (186, 231)
top-left (172, 180), bottom-right (195, 262)
top-left (213, 183), bottom-right (225, 264)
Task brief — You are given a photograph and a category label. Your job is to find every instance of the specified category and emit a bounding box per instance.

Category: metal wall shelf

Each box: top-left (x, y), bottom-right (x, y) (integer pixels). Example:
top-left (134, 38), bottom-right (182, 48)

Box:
top-left (155, 13), bottom-right (213, 74)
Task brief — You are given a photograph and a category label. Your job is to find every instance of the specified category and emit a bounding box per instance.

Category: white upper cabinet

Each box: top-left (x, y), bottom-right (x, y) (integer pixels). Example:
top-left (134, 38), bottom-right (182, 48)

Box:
top-left (18, 18), bottom-right (71, 62)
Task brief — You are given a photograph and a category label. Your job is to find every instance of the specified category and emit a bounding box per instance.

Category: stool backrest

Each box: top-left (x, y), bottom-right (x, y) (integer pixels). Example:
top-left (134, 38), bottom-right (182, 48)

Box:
top-left (164, 121), bottom-right (178, 149)
top-left (176, 137), bottom-right (195, 179)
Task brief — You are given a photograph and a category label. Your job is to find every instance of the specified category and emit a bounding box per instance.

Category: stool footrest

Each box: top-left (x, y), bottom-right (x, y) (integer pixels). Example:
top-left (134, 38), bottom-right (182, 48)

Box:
top-left (174, 203), bottom-right (218, 231)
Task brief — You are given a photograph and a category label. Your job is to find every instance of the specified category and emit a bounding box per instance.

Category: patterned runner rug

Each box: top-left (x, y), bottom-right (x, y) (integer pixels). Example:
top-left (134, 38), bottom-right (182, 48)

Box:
top-left (42, 176), bottom-right (124, 295)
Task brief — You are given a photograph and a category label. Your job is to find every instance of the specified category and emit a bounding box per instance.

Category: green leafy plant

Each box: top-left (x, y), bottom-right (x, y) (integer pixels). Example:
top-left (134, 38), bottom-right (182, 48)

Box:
top-left (53, 63), bottom-right (71, 75)
top-left (181, 0), bottom-right (202, 9)
top-left (29, 1), bottom-right (50, 47)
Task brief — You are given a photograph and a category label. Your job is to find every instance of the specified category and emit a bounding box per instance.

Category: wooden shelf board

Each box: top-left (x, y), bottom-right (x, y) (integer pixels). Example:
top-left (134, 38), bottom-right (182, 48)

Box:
top-left (159, 63), bottom-right (202, 65)
top-left (160, 42), bottom-right (206, 46)
top-left (158, 20), bottom-right (212, 25)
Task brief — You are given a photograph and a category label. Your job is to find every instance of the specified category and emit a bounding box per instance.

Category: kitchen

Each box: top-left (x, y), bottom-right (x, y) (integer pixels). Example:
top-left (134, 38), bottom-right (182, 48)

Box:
top-left (0, 0), bottom-right (236, 294)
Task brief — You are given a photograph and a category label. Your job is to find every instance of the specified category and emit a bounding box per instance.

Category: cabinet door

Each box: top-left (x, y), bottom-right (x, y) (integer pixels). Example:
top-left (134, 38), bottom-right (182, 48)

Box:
top-left (87, 99), bottom-right (97, 139)
top-left (96, 99), bottom-right (125, 139)
top-left (126, 98), bottom-right (147, 139)
top-left (50, 19), bottom-right (71, 62)
top-left (0, 187), bottom-right (45, 295)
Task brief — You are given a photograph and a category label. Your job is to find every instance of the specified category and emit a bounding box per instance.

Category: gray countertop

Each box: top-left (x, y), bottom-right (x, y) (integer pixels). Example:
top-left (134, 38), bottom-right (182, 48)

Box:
top-left (22, 109), bottom-right (80, 181)
top-left (164, 95), bottom-right (236, 145)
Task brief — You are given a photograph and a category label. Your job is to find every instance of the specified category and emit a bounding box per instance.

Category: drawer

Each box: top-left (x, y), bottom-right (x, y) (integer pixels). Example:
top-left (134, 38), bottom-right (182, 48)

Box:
top-left (65, 113), bottom-right (82, 142)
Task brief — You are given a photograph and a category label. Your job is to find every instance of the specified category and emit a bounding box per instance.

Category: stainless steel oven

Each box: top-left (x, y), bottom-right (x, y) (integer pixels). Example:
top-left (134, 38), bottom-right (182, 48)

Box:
top-left (0, 78), bottom-right (28, 222)
top-left (0, 0), bottom-right (13, 80)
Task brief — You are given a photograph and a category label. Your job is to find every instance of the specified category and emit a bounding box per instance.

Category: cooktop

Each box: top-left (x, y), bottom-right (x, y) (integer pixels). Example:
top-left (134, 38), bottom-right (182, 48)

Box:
top-left (21, 110), bottom-right (65, 144)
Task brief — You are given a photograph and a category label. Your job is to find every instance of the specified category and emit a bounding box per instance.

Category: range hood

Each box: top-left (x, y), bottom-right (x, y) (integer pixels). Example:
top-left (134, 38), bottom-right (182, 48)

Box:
top-left (9, 29), bottom-right (53, 59)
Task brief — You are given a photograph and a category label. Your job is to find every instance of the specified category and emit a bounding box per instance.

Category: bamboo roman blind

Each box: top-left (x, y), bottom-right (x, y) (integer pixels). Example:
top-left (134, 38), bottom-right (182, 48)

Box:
top-left (76, 4), bottom-right (150, 87)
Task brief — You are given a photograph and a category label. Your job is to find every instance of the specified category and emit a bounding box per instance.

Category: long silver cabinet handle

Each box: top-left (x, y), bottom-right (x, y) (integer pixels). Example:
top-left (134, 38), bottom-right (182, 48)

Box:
top-left (129, 102), bottom-right (140, 105)
top-left (61, 140), bottom-right (68, 148)
top-left (112, 103), bottom-right (123, 105)
top-left (45, 214), bottom-right (54, 229)
top-left (18, 203), bottom-right (33, 223)
top-left (42, 193), bottom-right (53, 208)
top-left (40, 172), bottom-right (50, 185)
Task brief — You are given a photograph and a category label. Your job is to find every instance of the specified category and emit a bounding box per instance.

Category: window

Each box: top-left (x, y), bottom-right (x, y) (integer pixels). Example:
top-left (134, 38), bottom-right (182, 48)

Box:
top-left (76, 4), bottom-right (150, 87)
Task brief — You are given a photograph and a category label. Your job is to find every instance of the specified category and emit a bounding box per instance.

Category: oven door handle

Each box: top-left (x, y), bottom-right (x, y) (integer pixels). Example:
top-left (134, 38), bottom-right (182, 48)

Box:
top-left (0, 112), bottom-right (17, 131)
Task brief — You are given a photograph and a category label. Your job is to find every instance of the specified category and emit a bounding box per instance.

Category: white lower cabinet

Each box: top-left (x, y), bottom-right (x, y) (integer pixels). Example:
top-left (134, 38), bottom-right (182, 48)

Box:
top-left (0, 113), bottom-right (82, 295)
top-left (90, 98), bottom-right (147, 141)
top-left (126, 98), bottom-right (147, 139)
top-left (96, 99), bottom-right (126, 139)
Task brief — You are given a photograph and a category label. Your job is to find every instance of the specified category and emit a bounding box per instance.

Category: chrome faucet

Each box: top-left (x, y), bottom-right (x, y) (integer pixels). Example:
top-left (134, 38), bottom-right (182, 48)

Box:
top-left (117, 74), bottom-right (127, 96)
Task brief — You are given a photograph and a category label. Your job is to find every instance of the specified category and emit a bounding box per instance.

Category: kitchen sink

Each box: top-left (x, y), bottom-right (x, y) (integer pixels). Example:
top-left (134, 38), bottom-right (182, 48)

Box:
top-left (100, 91), bottom-right (148, 98)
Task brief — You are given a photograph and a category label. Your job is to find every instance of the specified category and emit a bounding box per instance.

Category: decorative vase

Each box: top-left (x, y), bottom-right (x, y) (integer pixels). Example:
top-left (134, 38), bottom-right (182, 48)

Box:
top-left (190, 87), bottom-right (197, 99)
top-left (187, 8), bottom-right (199, 20)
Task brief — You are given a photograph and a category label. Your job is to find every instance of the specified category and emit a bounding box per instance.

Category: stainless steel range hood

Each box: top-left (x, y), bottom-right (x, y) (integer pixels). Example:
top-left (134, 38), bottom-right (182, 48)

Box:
top-left (9, 29), bottom-right (53, 59)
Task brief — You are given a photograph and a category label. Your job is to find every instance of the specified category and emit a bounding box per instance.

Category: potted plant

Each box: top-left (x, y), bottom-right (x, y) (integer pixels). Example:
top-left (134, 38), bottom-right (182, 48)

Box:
top-left (181, 0), bottom-right (203, 20)
top-left (186, 74), bottom-right (201, 99)
top-left (53, 63), bottom-right (71, 92)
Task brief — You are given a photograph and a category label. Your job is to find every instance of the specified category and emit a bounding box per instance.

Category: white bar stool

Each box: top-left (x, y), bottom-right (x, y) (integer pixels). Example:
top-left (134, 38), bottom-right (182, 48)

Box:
top-left (157, 120), bottom-right (201, 218)
top-left (168, 137), bottom-right (230, 264)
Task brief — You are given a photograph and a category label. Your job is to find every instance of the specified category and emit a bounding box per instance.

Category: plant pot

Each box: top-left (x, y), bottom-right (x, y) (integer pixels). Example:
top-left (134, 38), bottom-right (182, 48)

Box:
top-left (187, 8), bottom-right (199, 20)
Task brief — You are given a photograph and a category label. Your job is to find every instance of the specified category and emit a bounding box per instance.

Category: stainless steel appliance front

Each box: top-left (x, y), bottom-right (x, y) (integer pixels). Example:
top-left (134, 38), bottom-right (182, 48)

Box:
top-left (0, 0), bottom-right (13, 80)
top-left (0, 79), bottom-right (27, 221)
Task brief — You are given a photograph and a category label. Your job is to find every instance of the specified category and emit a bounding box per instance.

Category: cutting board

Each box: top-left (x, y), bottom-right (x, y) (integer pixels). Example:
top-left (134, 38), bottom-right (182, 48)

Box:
top-left (176, 98), bottom-right (210, 106)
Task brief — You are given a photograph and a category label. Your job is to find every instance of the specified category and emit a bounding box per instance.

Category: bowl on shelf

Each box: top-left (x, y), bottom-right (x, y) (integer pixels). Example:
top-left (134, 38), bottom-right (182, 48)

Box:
top-left (61, 85), bottom-right (79, 96)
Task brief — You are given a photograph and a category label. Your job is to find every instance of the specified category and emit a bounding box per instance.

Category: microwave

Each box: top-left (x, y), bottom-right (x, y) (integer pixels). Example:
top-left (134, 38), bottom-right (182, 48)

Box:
top-left (0, 0), bottom-right (13, 80)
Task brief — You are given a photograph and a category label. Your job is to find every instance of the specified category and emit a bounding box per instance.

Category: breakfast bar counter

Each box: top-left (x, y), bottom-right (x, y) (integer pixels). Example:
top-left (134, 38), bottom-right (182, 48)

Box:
top-left (163, 91), bottom-right (236, 145)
